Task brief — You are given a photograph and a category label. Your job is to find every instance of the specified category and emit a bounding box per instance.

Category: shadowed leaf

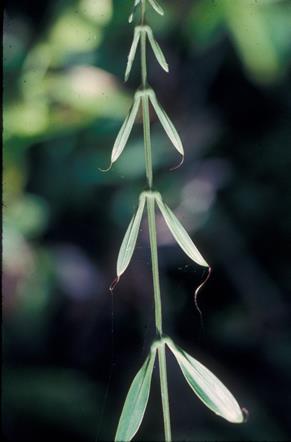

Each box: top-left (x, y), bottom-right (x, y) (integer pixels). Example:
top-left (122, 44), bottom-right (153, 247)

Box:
top-left (115, 348), bottom-right (157, 441)
top-left (146, 28), bottom-right (169, 72)
top-left (117, 194), bottom-right (146, 278)
top-left (129, 0), bottom-right (142, 23)
top-left (149, 92), bottom-right (184, 158)
top-left (148, 0), bottom-right (164, 16)
top-left (125, 28), bottom-right (141, 81)
top-left (111, 97), bottom-right (141, 164)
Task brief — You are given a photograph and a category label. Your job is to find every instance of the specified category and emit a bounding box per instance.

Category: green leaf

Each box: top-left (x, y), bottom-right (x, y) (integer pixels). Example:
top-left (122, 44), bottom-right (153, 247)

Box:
top-left (155, 196), bottom-right (208, 267)
top-left (129, 0), bottom-right (142, 23)
top-left (146, 27), bottom-right (169, 72)
top-left (147, 0), bottom-right (164, 16)
top-left (125, 28), bottom-right (141, 81)
top-left (117, 194), bottom-right (146, 278)
top-left (111, 96), bottom-right (141, 165)
top-left (149, 91), bottom-right (184, 157)
top-left (165, 337), bottom-right (244, 424)
top-left (115, 348), bottom-right (157, 441)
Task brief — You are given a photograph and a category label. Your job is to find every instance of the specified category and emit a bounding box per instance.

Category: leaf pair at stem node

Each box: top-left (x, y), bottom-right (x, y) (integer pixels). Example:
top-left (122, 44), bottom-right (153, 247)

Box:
top-left (125, 25), bottom-right (168, 82)
top-left (129, 0), bottom-right (164, 24)
top-left (115, 335), bottom-right (245, 441)
top-left (116, 191), bottom-right (208, 281)
top-left (101, 89), bottom-right (184, 172)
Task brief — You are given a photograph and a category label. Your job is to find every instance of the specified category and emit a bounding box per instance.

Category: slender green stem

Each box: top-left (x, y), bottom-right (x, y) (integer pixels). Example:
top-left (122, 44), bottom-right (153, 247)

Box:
top-left (141, 0), bottom-right (146, 25)
top-left (141, 1), bottom-right (172, 440)
top-left (141, 1), bottom-right (152, 187)
top-left (158, 345), bottom-right (172, 442)
top-left (147, 196), bottom-right (162, 335)
top-left (142, 95), bottom-right (153, 189)
top-left (141, 17), bottom-right (147, 86)
top-left (147, 196), bottom-right (172, 441)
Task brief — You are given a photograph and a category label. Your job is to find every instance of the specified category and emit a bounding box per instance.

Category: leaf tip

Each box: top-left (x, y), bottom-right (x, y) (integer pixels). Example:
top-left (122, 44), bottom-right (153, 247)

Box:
top-left (224, 405), bottom-right (246, 424)
top-left (110, 276), bottom-right (120, 292)
top-left (99, 162), bottom-right (113, 173)
top-left (169, 154), bottom-right (184, 171)
top-left (242, 407), bottom-right (249, 423)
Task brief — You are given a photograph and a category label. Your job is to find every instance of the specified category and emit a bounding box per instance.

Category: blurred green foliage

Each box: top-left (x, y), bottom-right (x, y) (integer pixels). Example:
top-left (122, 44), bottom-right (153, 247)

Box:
top-left (3, 0), bottom-right (291, 441)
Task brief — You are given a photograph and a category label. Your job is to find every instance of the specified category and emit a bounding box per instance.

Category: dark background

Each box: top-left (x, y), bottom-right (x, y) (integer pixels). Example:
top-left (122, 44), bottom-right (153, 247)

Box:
top-left (3, 0), bottom-right (291, 441)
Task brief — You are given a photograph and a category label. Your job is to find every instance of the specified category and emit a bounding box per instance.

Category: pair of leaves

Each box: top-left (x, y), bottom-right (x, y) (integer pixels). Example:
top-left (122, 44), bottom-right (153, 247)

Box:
top-left (129, 0), bottom-right (164, 23)
top-left (115, 338), bottom-right (244, 441)
top-left (106, 89), bottom-right (183, 171)
top-left (125, 26), bottom-right (168, 82)
top-left (116, 192), bottom-right (208, 283)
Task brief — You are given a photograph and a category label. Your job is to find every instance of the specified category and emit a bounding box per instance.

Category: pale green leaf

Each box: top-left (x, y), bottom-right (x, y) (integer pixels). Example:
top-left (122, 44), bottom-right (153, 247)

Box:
top-left (149, 91), bottom-right (184, 157)
top-left (117, 194), bottom-right (146, 278)
top-left (111, 97), bottom-right (141, 164)
top-left (115, 348), bottom-right (156, 441)
top-left (146, 27), bottom-right (169, 72)
top-left (125, 28), bottom-right (141, 81)
top-left (129, 0), bottom-right (141, 23)
top-left (165, 337), bottom-right (244, 424)
top-left (155, 196), bottom-right (208, 267)
top-left (147, 0), bottom-right (164, 16)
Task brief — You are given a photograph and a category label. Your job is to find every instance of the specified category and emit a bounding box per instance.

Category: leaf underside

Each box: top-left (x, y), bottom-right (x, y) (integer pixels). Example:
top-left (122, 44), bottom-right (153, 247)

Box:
top-left (115, 349), bottom-right (156, 441)
top-left (148, 0), bottom-right (164, 16)
top-left (125, 29), bottom-right (141, 81)
top-left (146, 28), bottom-right (169, 72)
top-left (149, 93), bottom-right (184, 157)
top-left (129, 0), bottom-right (142, 23)
top-left (156, 197), bottom-right (208, 267)
top-left (111, 97), bottom-right (141, 164)
top-left (166, 338), bottom-right (244, 424)
top-left (117, 195), bottom-right (146, 277)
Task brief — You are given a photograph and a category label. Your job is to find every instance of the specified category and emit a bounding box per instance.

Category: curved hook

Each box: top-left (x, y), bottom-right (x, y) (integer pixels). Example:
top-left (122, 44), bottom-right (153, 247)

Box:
top-left (194, 266), bottom-right (212, 328)
top-left (109, 276), bottom-right (120, 293)
top-left (169, 154), bottom-right (184, 172)
top-left (99, 162), bottom-right (113, 173)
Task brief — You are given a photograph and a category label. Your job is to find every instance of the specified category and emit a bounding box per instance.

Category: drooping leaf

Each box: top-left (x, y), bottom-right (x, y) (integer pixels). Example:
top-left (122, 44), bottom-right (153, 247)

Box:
top-left (147, 0), bottom-right (164, 16)
top-left (117, 194), bottom-right (146, 278)
top-left (146, 27), bottom-right (168, 72)
top-left (149, 91), bottom-right (184, 157)
top-left (115, 348), bottom-right (157, 441)
top-left (155, 196), bottom-right (208, 267)
top-left (129, 0), bottom-right (142, 23)
top-left (125, 28), bottom-right (141, 81)
top-left (165, 337), bottom-right (244, 424)
top-left (111, 97), bottom-right (141, 164)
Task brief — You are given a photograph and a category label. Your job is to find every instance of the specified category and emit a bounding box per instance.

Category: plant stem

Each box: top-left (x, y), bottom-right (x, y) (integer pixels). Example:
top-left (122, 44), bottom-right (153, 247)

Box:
top-left (158, 344), bottom-right (172, 442)
top-left (141, 1), bottom-right (172, 439)
top-left (142, 95), bottom-right (153, 189)
top-left (147, 196), bottom-right (172, 441)
top-left (146, 196), bottom-right (162, 335)
top-left (140, 2), bottom-right (152, 188)
top-left (141, 25), bottom-right (147, 86)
